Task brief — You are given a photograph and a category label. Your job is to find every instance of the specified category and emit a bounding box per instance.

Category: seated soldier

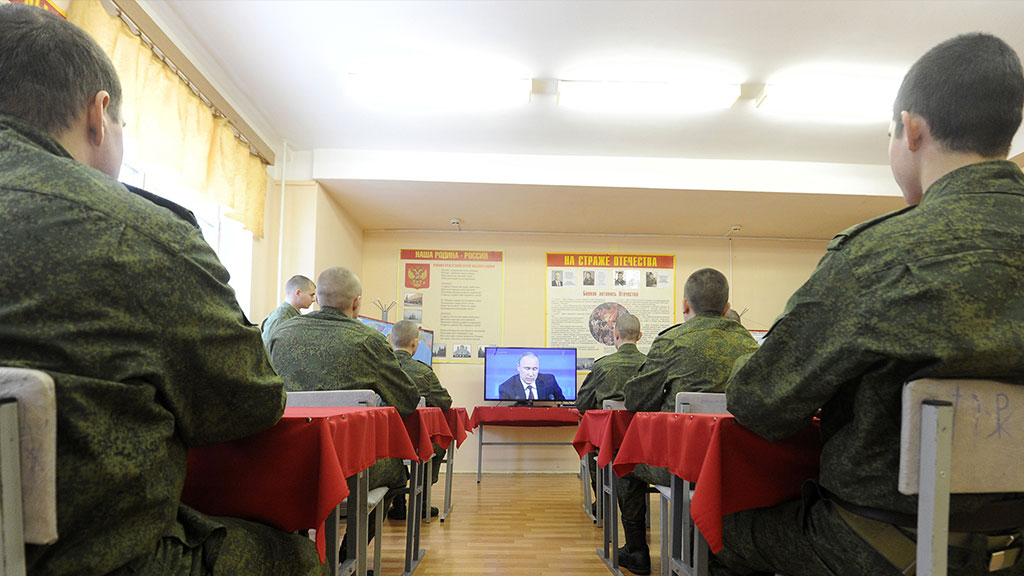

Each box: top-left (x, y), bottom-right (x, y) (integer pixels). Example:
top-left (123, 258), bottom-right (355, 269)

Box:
top-left (270, 266), bottom-right (420, 560)
top-left (576, 313), bottom-right (646, 510)
top-left (0, 6), bottom-right (323, 575)
top-left (716, 33), bottom-right (1024, 576)
top-left (388, 320), bottom-right (453, 520)
top-left (617, 269), bottom-right (758, 575)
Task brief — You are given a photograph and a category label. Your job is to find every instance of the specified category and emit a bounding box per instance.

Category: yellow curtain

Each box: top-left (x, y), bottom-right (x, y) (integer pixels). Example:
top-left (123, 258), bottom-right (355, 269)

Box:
top-left (67, 0), bottom-right (268, 237)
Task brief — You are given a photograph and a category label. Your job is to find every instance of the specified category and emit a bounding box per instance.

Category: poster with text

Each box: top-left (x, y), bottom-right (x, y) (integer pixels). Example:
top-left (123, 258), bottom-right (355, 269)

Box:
top-left (547, 253), bottom-right (675, 370)
top-left (399, 249), bottom-right (503, 363)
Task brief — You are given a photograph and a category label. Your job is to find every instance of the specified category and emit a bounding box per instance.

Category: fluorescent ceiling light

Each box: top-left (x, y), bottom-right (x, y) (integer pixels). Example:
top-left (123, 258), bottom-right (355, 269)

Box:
top-left (758, 66), bottom-right (904, 123)
top-left (557, 80), bottom-right (740, 114)
top-left (344, 73), bottom-right (532, 113)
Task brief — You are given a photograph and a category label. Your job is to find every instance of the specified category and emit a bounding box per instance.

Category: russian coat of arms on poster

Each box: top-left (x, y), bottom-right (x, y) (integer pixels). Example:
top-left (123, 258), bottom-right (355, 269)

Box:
top-left (405, 263), bottom-right (430, 289)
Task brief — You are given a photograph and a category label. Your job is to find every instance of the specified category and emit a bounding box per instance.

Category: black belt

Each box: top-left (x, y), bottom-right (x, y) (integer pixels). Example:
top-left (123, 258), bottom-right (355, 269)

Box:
top-left (826, 491), bottom-right (1024, 532)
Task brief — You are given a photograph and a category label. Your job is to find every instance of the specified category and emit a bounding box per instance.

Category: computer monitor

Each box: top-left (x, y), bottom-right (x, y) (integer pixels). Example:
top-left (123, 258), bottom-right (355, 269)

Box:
top-left (483, 347), bottom-right (576, 402)
top-left (357, 315), bottom-right (434, 367)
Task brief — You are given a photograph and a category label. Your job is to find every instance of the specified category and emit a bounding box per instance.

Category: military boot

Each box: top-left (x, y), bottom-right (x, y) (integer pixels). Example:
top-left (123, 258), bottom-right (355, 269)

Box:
top-left (617, 519), bottom-right (651, 575)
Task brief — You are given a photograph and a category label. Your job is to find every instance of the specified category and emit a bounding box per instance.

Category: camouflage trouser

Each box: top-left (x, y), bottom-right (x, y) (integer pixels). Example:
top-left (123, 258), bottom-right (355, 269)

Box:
top-left (367, 456), bottom-right (410, 520)
top-left (711, 480), bottom-right (1024, 576)
top-left (616, 463), bottom-right (671, 525)
top-left (116, 507), bottom-right (326, 576)
top-left (587, 452), bottom-right (599, 498)
top-left (430, 444), bottom-right (447, 486)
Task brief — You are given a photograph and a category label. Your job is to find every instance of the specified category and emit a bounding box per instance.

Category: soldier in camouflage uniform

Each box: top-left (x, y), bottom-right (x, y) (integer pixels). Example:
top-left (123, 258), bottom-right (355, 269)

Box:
top-left (617, 269), bottom-right (759, 575)
top-left (576, 313), bottom-right (646, 506)
top-left (388, 320), bottom-right (452, 519)
top-left (715, 34), bottom-right (1024, 576)
top-left (261, 274), bottom-right (316, 349)
top-left (0, 6), bottom-right (324, 575)
top-left (270, 267), bottom-right (421, 527)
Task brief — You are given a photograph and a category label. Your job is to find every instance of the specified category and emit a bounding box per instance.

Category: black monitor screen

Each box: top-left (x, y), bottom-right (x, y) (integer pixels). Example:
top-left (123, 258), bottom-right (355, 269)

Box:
top-left (483, 347), bottom-right (576, 402)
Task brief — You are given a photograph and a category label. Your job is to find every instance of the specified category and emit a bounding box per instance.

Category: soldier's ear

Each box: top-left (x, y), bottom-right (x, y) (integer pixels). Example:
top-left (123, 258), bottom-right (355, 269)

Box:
top-left (722, 302), bottom-right (731, 317)
top-left (902, 111), bottom-right (928, 152)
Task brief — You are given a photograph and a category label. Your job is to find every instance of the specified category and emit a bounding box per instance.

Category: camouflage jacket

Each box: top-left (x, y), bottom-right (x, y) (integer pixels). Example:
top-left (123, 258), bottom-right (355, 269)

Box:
top-left (577, 343), bottom-right (646, 413)
top-left (0, 115), bottom-right (286, 575)
top-left (727, 160), bottom-right (1024, 516)
top-left (261, 301), bottom-right (299, 348)
top-left (394, 349), bottom-right (452, 410)
top-left (269, 307), bottom-right (420, 416)
top-left (625, 314), bottom-right (758, 413)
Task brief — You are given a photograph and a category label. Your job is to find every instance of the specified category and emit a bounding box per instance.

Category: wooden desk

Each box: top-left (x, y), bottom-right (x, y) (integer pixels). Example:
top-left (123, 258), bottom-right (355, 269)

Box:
top-left (183, 406), bottom-right (417, 576)
top-left (400, 406), bottom-right (454, 576)
top-left (439, 407), bottom-right (472, 521)
top-left (469, 406), bottom-right (581, 482)
top-left (613, 412), bottom-right (820, 576)
top-left (574, 409), bottom-right (637, 575)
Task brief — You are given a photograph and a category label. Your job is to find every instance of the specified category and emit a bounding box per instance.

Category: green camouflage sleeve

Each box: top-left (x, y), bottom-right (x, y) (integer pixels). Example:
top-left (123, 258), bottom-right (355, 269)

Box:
top-left (726, 248), bottom-right (866, 441)
top-left (624, 335), bottom-right (678, 412)
top-left (358, 337), bottom-right (421, 417)
top-left (576, 369), bottom-right (600, 413)
top-left (120, 225), bottom-right (285, 446)
top-left (425, 372), bottom-right (453, 411)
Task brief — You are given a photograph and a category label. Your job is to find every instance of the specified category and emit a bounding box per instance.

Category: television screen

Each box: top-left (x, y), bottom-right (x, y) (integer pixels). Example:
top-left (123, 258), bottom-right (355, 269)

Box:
top-left (358, 315), bottom-right (434, 367)
top-left (483, 347), bottom-right (577, 402)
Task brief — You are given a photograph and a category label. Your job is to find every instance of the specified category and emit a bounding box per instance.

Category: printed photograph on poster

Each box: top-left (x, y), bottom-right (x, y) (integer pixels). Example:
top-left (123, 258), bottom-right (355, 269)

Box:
top-left (546, 253), bottom-right (676, 369)
top-left (399, 249), bottom-right (504, 363)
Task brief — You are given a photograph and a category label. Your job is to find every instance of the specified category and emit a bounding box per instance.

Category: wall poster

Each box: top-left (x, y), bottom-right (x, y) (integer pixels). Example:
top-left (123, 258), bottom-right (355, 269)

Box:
top-left (398, 249), bottom-right (503, 363)
top-left (546, 252), bottom-right (675, 370)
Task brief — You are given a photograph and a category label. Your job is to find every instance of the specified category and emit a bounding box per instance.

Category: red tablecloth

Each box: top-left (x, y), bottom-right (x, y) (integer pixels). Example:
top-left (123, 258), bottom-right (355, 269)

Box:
top-left (469, 406), bottom-right (581, 428)
top-left (613, 412), bottom-right (821, 553)
top-left (183, 406), bottom-right (417, 561)
top-left (573, 409), bottom-right (636, 467)
top-left (404, 406), bottom-right (454, 459)
top-left (443, 407), bottom-right (472, 448)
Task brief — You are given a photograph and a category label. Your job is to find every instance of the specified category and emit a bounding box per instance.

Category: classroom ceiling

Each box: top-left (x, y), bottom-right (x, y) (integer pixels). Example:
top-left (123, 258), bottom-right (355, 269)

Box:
top-left (141, 0), bottom-right (1024, 240)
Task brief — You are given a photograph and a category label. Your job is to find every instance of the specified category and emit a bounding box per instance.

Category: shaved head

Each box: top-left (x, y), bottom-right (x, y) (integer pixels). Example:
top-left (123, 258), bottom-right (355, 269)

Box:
top-left (316, 266), bottom-right (361, 312)
top-left (391, 320), bottom-right (419, 350)
top-left (614, 313), bottom-right (641, 342)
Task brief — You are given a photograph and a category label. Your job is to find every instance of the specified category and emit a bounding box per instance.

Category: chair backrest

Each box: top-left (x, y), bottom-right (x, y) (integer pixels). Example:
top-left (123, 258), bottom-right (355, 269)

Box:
top-left (0, 367), bottom-right (58, 575)
top-left (285, 389), bottom-right (378, 408)
top-left (898, 378), bottom-right (1024, 576)
top-left (602, 399), bottom-right (626, 410)
top-left (674, 392), bottom-right (729, 414)
top-left (898, 378), bottom-right (1024, 495)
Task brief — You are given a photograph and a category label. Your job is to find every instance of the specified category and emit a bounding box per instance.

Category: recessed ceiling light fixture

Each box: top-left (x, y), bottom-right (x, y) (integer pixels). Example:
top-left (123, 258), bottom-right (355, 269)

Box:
top-left (757, 65), bottom-right (904, 123)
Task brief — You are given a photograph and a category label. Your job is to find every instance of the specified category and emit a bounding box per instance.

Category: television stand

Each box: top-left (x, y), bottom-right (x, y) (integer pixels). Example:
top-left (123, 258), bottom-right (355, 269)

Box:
top-left (512, 400), bottom-right (535, 407)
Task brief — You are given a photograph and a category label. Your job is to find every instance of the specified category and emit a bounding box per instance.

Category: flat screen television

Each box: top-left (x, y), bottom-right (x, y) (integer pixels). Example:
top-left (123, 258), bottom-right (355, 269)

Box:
top-left (483, 347), bottom-right (577, 402)
top-left (358, 315), bottom-right (435, 367)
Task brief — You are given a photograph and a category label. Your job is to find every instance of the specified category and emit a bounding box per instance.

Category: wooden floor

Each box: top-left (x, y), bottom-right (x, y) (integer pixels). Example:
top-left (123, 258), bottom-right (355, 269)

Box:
top-left (375, 472), bottom-right (663, 576)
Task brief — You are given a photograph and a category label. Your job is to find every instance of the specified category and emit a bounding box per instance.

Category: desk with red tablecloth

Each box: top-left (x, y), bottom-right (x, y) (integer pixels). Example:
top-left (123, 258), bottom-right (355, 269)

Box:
top-left (574, 409), bottom-right (637, 572)
top-left (613, 412), bottom-right (821, 575)
top-left (470, 406), bottom-right (581, 482)
top-left (400, 406), bottom-right (454, 574)
top-left (438, 408), bottom-right (472, 521)
top-left (183, 406), bottom-right (417, 576)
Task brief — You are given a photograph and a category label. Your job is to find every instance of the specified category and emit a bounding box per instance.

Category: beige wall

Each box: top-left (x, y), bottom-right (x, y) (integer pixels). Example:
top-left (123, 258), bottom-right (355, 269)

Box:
top-left (313, 185), bottom-right (364, 281)
top-left (251, 181), bottom-right (363, 323)
top-left (361, 230), bottom-right (827, 473)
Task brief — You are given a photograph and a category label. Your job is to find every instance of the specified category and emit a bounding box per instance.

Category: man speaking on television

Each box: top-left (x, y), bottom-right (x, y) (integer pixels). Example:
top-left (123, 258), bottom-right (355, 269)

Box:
top-left (498, 352), bottom-right (565, 401)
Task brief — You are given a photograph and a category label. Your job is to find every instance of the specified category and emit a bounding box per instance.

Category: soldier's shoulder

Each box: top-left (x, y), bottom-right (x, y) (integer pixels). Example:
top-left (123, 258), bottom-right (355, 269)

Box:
top-left (657, 323), bottom-right (684, 337)
top-left (827, 206), bottom-right (916, 251)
